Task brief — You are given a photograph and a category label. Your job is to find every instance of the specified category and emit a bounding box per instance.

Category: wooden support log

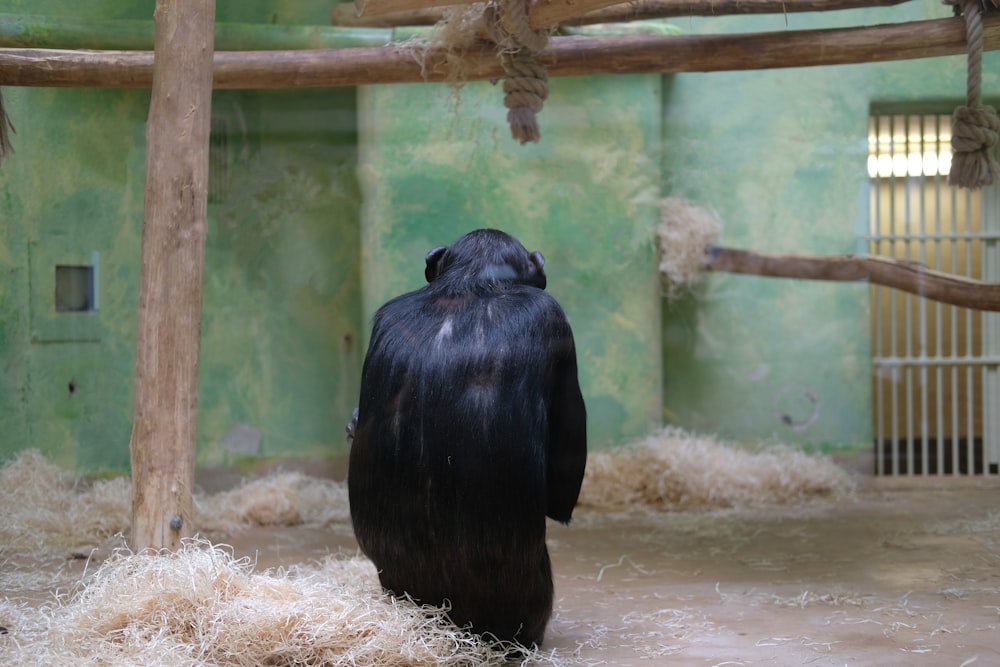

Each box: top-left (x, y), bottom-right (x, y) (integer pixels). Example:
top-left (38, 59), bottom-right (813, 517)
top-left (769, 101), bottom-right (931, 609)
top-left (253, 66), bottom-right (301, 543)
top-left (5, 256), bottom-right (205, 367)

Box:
top-left (332, 0), bottom-right (915, 28)
top-left (343, 0), bottom-right (915, 24)
top-left (330, 2), bottom-right (449, 28)
top-left (0, 13), bottom-right (394, 50)
top-left (706, 247), bottom-right (1000, 312)
top-left (0, 15), bottom-right (997, 89)
top-left (129, 0), bottom-right (215, 552)
top-left (529, 0), bottom-right (915, 30)
top-left (332, 3), bottom-right (449, 27)
top-left (353, 0), bottom-right (467, 19)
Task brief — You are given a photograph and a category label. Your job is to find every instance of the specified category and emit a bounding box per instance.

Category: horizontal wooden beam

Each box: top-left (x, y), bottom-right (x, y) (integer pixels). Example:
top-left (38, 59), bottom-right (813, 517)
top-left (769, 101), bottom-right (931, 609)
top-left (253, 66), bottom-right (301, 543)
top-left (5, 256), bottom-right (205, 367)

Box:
top-left (331, 4), bottom-right (446, 28)
top-left (353, 0), bottom-right (467, 19)
top-left (331, 0), bottom-right (915, 29)
top-left (706, 247), bottom-right (1000, 312)
top-left (0, 15), bottom-right (996, 89)
top-left (0, 13), bottom-right (394, 50)
top-left (530, 0), bottom-right (915, 30)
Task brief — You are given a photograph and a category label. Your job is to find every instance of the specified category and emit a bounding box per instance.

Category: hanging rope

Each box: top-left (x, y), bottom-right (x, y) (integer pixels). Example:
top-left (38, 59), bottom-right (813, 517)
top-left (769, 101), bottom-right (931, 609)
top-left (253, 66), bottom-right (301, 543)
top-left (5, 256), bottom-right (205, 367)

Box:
top-left (0, 89), bottom-right (15, 168)
top-left (484, 0), bottom-right (551, 144)
top-left (949, 0), bottom-right (1000, 189)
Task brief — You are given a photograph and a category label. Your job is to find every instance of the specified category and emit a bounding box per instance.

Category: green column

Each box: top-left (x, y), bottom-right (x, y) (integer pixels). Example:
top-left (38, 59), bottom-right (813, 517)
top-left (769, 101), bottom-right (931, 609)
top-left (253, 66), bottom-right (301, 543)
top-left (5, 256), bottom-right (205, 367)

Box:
top-left (358, 75), bottom-right (663, 448)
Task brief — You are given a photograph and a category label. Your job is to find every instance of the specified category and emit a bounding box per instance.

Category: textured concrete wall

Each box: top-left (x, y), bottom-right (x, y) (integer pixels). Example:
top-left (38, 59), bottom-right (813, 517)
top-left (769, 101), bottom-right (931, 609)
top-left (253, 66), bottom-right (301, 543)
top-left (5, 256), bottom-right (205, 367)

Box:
top-left (660, 3), bottom-right (1000, 450)
top-left (197, 89), bottom-right (362, 467)
top-left (0, 3), bottom-right (363, 471)
top-left (3, 1), bottom-right (998, 471)
top-left (358, 76), bottom-right (665, 448)
top-left (0, 87), bottom-right (149, 471)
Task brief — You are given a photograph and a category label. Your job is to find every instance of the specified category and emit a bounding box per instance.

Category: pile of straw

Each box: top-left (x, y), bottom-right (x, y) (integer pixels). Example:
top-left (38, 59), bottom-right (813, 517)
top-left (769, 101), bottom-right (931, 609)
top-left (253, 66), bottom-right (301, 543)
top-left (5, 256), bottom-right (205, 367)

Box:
top-left (0, 540), bottom-right (553, 666)
top-left (1, 427), bottom-right (852, 559)
top-left (0, 452), bottom-right (352, 559)
top-left (579, 427), bottom-right (852, 512)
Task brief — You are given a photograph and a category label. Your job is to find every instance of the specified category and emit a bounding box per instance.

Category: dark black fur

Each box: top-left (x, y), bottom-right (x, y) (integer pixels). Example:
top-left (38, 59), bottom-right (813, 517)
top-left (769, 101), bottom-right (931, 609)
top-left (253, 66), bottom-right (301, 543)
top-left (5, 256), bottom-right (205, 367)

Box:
top-left (348, 229), bottom-right (587, 647)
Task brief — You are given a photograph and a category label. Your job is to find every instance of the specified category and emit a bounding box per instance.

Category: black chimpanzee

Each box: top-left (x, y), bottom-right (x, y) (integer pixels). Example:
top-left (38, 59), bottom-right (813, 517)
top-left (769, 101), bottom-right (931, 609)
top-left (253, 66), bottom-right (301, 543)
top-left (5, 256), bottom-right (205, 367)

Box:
top-left (348, 228), bottom-right (587, 649)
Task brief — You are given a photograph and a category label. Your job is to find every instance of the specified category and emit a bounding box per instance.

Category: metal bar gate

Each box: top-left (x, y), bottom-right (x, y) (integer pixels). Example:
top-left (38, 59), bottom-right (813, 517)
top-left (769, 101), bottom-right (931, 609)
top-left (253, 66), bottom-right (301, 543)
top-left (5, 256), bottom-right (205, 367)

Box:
top-left (867, 112), bottom-right (1000, 476)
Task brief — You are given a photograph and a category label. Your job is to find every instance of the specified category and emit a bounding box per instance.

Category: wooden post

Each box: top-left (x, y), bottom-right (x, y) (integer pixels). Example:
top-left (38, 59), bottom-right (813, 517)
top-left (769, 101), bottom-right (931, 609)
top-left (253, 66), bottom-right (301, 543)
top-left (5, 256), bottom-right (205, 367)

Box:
top-left (129, 0), bottom-right (215, 552)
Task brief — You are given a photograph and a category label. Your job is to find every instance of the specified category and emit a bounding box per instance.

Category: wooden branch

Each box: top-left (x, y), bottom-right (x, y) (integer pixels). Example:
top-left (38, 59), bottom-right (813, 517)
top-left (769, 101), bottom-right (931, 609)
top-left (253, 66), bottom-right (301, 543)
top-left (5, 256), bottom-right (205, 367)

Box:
top-left (530, 0), bottom-right (915, 30)
top-left (551, 0), bottom-right (915, 28)
top-left (332, 0), bottom-right (915, 28)
top-left (1, 15), bottom-right (997, 89)
top-left (332, 3), bottom-right (447, 27)
top-left (354, 0), bottom-right (467, 18)
top-left (129, 0), bottom-right (214, 552)
top-left (0, 13), bottom-right (393, 50)
top-left (706, 247), bottom-right (1000, 312)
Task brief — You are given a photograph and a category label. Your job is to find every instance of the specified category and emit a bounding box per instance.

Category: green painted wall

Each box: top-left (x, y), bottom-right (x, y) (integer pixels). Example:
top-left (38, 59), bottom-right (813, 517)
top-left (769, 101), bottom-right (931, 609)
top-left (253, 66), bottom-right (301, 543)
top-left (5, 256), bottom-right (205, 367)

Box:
top-left (0, 87), bottom-right (149, 471)
top-left (2, 1), bottom-right (997, 471)
top-left (198, 89), bottom-right (362, 467)
top-left (358, 77), bottom-right (664, 448)
top-left (660, 3), bottom-right (1000, 449)
top-left (0, 3), bottom-right (363, 472)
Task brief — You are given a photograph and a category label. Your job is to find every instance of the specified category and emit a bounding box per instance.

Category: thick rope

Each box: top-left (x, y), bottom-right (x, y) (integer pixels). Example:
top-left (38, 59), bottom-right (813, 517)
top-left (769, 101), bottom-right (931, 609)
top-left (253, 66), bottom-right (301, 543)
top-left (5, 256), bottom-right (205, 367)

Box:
top-left (485, 0), bottom-right (550, 144)
top-left (501, 51), bottom-right (549, 144)
top-left (949, 0), bottom-right (1000, 189)
top-left (0, 88), bottom-right (14, 168)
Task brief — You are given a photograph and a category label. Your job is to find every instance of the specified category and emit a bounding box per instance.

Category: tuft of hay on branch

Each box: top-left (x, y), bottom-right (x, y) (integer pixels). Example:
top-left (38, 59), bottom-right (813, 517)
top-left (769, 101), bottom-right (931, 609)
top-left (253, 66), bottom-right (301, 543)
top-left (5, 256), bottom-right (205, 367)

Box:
top-left (578, 427), bottom-right (853, 512)
top-left (0, 539), bottom-right (555, 667)
top-left (656, 197), bottom-right (723, 298)
top-left (414, 3), bottom-right (489, 84)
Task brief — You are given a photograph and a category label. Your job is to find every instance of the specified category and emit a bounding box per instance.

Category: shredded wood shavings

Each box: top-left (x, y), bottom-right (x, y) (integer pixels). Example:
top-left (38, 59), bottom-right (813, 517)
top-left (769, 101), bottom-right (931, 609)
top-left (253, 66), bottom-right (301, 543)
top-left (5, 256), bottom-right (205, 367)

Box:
top-left (0, 539), bottom-right (559, 666)
top-left (578, 426), bottom-right (853, 512)
top-left (656, 197), bottom-right (723, 298)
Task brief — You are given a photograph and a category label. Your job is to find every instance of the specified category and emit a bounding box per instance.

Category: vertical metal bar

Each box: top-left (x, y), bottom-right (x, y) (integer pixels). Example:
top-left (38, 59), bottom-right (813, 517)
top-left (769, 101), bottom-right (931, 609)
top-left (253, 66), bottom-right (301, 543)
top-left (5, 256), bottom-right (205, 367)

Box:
top-left (984, 184), bottom-right (1000, 474)
top-left (889, 115), bottom-right (901, 475)
top-left (902, 115), bottom-right (916, 476)
top-left (933, 114), bottom-right (945, 475)
top-left (915, 115), bottom-right (930, 475)
top-left (965, 188), bottom-right (976, 474)
top-left (950, 179), bottom-right (961, 474)
top-left (868, 116), bottom-right (885, 476)
top-left (871, 115), bottom-right (886, 476)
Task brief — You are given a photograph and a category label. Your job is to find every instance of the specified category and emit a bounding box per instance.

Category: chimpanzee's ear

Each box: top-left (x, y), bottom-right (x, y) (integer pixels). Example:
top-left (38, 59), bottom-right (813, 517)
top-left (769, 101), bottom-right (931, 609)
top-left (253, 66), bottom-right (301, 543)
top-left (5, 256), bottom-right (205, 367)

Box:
top-left (527, 250), bottom-right (547, 290)
top-left (424, 246), bottom-right (448, 283)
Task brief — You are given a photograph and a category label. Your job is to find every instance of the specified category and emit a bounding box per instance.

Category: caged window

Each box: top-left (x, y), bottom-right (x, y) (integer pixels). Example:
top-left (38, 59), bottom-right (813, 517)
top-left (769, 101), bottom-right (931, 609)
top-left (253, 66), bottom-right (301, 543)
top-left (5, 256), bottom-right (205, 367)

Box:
top-left (867, 112), bottom-right (1000, 476)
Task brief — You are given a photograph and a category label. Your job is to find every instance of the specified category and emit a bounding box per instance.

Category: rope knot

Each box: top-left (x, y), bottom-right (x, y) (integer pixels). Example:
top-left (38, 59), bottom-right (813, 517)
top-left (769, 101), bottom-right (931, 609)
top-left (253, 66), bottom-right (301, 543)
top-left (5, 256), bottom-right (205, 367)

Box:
top-left (502, 51), bottom-right (549, 144)
top-left (951, 104), bottom-right (1000, 188)
top-left (485, 0), bottom-right (551, 144)
top-left (948, 0), bottom-right (1000, 188)
top-left (952, 104), bottom-right (1000, 154)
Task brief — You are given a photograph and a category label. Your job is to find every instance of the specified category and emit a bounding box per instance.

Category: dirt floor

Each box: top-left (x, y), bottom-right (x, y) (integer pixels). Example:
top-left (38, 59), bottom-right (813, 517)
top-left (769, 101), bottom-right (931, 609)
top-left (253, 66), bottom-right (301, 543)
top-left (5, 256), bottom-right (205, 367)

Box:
top-left (205, 462), bottom-right (1000, 666)
top-left (4, 454), bottom-right (1000, 665)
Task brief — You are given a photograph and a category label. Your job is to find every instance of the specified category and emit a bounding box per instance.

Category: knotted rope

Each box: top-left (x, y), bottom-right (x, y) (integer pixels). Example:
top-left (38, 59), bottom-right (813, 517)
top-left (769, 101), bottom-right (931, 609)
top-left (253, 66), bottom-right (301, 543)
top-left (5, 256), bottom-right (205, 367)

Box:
top-left (484, 0), bottom-right (551, 144)
top-left (949, 0), bottom-right (1000, 189)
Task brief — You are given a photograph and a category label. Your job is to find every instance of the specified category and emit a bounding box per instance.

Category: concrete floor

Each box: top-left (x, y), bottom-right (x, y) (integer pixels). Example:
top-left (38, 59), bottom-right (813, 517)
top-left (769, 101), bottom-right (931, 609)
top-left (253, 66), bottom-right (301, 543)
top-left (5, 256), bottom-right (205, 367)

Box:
top-left (4, 456), bottom-right (999, 665)
top-left (217, 472), bottom-right (1000, 666)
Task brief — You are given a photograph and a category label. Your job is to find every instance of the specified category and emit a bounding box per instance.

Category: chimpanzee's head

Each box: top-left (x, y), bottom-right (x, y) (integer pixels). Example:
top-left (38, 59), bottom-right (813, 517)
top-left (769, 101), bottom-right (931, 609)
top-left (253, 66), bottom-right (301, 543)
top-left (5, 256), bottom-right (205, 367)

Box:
top-left (424, 229), bottom-right (547, 290)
